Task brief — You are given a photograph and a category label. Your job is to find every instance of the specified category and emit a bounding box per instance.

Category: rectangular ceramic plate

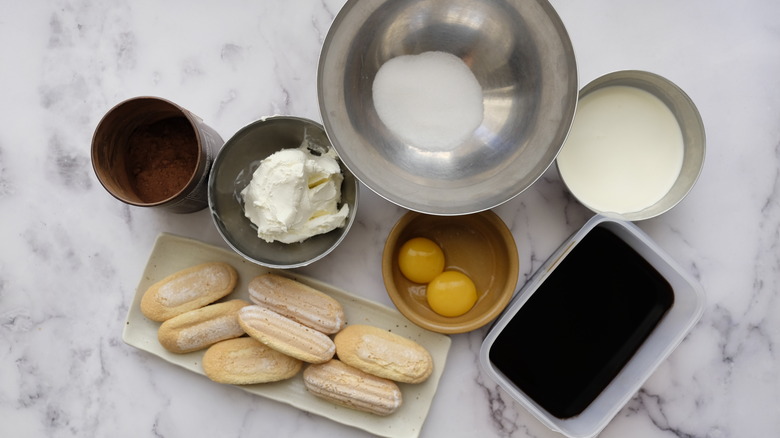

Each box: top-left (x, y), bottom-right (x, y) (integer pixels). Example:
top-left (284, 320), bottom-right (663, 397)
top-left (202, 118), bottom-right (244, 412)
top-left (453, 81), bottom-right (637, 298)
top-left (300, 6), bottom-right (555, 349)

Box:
top-left (123, 233), bottom-right (452, 438)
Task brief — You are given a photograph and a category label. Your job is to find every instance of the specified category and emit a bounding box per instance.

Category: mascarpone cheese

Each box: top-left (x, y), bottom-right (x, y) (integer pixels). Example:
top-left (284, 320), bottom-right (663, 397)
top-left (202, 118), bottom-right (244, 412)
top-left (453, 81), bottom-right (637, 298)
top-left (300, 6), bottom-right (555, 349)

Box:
top-left (241, 144), bottom-right (349, 243)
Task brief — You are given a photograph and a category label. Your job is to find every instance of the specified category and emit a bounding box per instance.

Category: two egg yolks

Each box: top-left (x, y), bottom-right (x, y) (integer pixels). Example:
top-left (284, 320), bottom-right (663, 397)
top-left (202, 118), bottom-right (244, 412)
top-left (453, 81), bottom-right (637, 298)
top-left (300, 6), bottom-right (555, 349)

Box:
top-left (397, 237), bottom-right (477, 317)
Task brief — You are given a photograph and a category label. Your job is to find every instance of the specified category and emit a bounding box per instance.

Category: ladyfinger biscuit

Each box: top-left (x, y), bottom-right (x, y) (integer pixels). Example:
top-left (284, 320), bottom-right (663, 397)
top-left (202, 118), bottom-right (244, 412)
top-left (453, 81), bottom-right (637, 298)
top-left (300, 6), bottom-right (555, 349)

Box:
top-left (303, 359), bottom-right (402, 416)
top-left (141, 262), bottom-right (238, 322)
top-left (202, 337), bottom-right (303, 385)
top-left (248, 274), bottom-right (346, 334)
top-left (238, 305), bottom-right (335, 364)
top-left (157, 299), bottom-right (250, 354)
top-left (334, 324), bottom-right (433, 384)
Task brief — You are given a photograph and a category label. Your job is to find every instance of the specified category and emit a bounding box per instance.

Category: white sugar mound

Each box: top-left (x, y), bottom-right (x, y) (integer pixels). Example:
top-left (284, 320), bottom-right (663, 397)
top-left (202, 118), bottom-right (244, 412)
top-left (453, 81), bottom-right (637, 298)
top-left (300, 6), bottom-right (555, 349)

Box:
top-left (372, 51), bottom-right (484, 152)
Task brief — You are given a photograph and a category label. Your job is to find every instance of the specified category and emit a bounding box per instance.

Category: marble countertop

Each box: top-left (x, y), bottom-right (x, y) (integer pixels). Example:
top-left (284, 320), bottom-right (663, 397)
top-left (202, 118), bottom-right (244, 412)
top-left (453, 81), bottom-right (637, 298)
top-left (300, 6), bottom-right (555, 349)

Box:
top-left (2, 0), bottom-right (778, 436)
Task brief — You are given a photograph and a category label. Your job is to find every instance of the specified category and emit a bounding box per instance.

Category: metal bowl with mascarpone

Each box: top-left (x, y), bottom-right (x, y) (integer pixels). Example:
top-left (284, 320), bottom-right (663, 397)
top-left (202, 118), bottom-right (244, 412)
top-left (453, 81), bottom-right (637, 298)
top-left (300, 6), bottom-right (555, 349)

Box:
top-left (207, 116), bottom-right (359, 269)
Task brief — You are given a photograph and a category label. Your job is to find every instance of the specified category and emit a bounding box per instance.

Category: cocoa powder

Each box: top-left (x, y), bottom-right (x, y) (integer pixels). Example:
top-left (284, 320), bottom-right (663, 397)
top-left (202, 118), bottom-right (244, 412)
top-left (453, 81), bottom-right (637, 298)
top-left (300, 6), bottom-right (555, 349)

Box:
top-left (126, 117), bottom-right (198, 203)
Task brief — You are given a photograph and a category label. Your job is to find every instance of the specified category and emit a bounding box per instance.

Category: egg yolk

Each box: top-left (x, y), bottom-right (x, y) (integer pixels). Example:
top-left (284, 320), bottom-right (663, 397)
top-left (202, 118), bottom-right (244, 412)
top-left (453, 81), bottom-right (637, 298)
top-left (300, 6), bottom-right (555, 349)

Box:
top-left (398, 237), bottom-right (445, 284)
top-left (426, 271), bottom-right (477, 317)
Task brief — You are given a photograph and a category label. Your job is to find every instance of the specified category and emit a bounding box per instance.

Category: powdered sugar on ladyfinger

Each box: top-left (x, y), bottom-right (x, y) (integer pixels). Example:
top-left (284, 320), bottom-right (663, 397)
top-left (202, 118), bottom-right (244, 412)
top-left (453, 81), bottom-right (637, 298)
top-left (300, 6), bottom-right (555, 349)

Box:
top-left (238, 305), bottom-right (336, 364)
top-left (247, 274), bottom-right (346, 334)
top-left (140, 262), bottom-right (238, 322)
top-left (334, 324), bottom-right (433, 384)
top-left (157, 299), bottom-right (250, 354)
top-left (202, 337), bottom-right (302, 385)
top-left (303, 359), bottom-right (402, 416)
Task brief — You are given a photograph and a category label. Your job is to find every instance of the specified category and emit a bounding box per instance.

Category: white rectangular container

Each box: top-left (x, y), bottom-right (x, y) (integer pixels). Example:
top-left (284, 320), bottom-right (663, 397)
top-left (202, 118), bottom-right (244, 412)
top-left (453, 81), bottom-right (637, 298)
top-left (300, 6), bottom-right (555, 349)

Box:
top-left (479, 215), bottom-right (705, 438)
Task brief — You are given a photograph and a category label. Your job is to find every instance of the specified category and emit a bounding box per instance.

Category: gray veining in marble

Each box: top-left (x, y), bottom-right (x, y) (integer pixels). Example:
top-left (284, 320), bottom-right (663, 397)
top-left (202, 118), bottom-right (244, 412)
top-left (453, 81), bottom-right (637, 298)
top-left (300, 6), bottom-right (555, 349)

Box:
top-left (1, 0), bottom-right (779, 437)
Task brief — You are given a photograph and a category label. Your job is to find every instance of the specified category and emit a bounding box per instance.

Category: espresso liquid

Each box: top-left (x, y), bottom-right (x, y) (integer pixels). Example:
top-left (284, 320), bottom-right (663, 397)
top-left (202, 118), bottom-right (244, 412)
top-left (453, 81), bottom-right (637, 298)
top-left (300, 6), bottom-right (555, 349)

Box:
top-left (489, 226), bottom-right (674, 418)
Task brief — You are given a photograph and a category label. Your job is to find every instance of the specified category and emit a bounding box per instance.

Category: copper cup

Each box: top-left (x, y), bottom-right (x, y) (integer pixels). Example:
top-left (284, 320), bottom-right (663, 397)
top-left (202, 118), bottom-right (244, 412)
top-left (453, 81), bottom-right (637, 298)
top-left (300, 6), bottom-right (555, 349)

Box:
top-left (91, 96), bottom-right (224, 213)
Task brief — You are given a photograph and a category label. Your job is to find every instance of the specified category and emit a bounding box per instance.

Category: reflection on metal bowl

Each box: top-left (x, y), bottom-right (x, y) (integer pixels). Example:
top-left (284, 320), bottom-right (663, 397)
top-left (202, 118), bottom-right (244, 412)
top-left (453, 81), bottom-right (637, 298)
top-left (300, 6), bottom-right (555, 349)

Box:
top-left (318, 0), bottom-right (578, 215)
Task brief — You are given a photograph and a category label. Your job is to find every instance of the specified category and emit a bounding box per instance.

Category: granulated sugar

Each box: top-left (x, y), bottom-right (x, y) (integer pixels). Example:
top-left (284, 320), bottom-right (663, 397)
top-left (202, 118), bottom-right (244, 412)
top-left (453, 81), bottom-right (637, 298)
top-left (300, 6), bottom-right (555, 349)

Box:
top-left (372, 51), bottom-right (484, 151)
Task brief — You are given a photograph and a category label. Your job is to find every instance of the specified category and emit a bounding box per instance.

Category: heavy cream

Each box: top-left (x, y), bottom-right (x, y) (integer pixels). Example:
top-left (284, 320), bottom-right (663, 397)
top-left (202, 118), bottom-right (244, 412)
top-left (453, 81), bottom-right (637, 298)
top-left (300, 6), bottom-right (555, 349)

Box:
top-left (241, 144), bottom-right (349, 243)
top-left (557, 85), bottom-right (684, 215)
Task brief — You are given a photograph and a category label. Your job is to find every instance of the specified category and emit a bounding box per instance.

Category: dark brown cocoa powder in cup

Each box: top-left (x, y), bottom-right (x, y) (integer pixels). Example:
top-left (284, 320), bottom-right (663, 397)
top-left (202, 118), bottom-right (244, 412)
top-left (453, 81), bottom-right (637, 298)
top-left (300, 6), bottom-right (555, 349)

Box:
top-left (125, 117), bottom-right (198, 203)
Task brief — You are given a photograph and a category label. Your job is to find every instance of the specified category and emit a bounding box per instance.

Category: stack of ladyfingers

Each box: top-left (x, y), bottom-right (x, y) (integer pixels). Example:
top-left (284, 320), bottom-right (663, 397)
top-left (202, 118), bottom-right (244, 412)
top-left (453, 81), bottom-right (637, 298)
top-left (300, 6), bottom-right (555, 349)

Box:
top-left (140, 266), bottom-right (434, 416)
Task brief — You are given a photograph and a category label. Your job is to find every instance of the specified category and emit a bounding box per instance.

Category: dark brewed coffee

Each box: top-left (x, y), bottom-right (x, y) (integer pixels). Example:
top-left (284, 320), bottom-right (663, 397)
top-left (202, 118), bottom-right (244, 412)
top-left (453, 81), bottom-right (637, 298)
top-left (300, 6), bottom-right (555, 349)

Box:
top-left (488, 225), bottom-right (674, 418)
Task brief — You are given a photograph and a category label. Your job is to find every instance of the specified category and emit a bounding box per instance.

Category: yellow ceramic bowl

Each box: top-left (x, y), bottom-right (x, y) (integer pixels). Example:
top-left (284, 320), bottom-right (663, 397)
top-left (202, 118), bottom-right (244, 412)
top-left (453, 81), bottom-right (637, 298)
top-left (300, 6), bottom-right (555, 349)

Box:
top-left (382, 211), bottom-right (519, 334)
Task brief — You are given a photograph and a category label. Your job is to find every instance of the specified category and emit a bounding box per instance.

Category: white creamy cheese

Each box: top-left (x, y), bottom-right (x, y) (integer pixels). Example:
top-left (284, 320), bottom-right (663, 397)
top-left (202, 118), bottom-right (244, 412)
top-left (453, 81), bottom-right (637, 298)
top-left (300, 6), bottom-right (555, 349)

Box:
top-left (240, 145), bottom-right (349, 243)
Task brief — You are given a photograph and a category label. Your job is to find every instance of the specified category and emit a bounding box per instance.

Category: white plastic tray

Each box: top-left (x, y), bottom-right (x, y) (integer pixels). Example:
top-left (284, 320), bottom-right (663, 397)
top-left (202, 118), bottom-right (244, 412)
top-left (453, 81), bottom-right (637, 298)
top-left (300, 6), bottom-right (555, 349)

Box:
top-left (480, 215), bottom-right (705, 438)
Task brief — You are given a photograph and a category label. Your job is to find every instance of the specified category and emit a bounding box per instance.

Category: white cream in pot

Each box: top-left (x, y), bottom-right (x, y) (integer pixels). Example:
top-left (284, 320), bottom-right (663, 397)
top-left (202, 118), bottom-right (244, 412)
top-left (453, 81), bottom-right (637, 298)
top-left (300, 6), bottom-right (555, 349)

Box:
top-left (557, 85), bottom-right (684, 215)
top-left (241, 144), bottom-right (349, 244)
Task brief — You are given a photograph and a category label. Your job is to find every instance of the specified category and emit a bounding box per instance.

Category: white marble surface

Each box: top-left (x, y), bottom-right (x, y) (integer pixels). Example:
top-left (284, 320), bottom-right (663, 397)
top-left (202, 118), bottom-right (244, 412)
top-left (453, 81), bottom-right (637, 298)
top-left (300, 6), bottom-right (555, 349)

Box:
top-left (1, 0), bottom-right (778, 436)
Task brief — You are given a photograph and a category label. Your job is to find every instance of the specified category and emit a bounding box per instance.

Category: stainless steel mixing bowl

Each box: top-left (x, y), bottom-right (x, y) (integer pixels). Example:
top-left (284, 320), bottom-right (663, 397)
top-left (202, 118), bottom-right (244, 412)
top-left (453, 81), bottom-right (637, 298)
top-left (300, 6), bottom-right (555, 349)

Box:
top-left (318, 0), bottom-right (577, 215)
